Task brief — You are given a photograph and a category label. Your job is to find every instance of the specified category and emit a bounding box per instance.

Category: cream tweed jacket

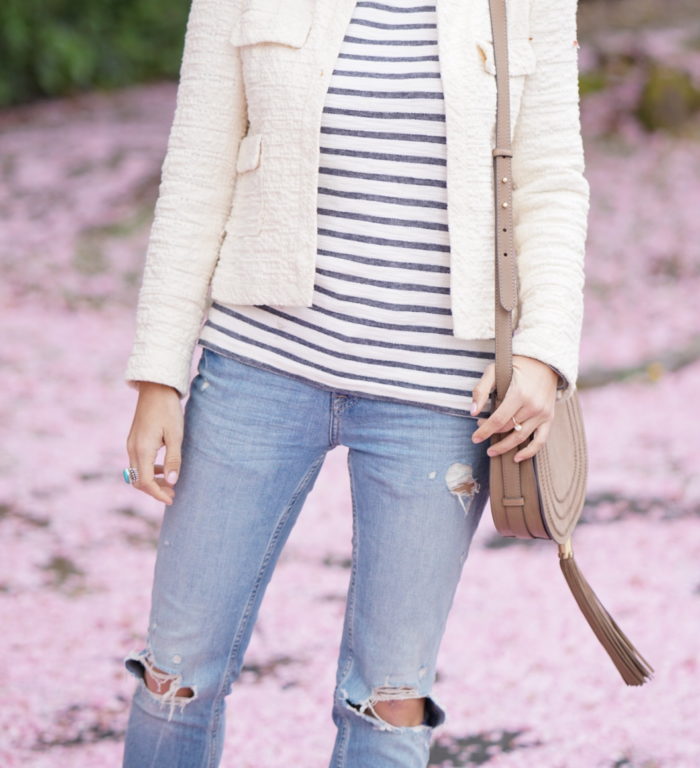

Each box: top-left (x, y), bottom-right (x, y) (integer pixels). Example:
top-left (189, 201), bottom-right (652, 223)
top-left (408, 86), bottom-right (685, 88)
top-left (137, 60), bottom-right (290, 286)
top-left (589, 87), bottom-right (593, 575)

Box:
top-left (125, 0), bottom-right (590, 401)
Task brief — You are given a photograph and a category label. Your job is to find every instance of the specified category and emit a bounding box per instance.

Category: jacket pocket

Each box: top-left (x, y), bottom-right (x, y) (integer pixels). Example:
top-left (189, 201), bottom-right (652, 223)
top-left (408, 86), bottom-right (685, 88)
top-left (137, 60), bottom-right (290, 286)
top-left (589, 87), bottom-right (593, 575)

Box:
top-left (476, 37), bottom-right (537, 77)
top-left (226, 132), bottom-right (264, 237)
top-left (230, 0), bottom-right (314, 48)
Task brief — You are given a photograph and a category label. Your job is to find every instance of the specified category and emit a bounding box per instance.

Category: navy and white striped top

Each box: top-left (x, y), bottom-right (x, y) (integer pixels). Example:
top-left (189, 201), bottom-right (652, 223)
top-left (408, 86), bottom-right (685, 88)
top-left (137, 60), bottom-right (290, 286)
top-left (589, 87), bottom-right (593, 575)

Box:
top-left (198, 0), bottom-right (496, 419)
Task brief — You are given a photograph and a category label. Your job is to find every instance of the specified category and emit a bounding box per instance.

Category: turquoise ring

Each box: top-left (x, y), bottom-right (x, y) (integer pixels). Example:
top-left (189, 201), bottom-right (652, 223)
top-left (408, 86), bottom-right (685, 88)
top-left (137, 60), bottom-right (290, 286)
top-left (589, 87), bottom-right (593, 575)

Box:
top-left (123, 467), bottom-right (139, 484)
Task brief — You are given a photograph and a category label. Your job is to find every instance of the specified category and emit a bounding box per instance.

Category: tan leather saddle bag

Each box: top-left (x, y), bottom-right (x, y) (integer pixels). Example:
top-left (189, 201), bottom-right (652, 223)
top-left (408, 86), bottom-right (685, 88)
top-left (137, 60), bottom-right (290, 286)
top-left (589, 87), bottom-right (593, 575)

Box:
top-left (486, 0), bottom-right (654, 686)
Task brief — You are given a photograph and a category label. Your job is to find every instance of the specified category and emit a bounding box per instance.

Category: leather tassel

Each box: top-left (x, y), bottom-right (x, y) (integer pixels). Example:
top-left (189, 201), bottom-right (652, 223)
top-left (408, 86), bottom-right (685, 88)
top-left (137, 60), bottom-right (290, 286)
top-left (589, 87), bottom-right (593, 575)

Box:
top-left (558, 539), bottom-right (655, 686)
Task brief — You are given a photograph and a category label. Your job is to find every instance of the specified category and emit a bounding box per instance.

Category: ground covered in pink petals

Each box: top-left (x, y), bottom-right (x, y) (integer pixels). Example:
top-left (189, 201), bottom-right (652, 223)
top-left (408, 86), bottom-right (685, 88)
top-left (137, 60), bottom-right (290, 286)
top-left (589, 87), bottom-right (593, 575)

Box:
top-left (1, 48), bottom-right (699, 768)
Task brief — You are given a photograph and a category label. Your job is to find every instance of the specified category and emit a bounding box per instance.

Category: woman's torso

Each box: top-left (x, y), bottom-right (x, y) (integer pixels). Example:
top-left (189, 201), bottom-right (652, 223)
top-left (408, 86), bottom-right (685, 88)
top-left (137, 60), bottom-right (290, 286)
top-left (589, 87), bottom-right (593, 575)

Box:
top-left (198, 0), bottom-right (495, 419)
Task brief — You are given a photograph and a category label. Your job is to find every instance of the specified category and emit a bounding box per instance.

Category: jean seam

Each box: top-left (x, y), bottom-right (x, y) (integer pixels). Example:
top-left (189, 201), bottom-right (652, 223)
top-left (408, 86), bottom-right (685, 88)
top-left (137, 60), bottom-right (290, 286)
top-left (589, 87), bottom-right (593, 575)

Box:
top-left (333, 448), bottom-right (361, 768)
top-left (205, 450), bottom-right (327, 768)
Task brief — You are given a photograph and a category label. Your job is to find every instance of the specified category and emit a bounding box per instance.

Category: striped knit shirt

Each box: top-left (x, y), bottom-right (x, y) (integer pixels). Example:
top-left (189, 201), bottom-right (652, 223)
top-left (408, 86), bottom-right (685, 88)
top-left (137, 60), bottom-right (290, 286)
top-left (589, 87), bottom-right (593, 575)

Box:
top-left (197, 0), bottom-right (496, 419)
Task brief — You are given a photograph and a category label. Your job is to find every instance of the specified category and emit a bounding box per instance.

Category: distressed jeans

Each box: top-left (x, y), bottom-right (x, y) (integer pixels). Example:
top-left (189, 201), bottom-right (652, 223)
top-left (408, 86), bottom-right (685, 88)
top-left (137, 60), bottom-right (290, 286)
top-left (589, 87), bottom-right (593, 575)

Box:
top-left (121, 345), bottom-right (491, 768)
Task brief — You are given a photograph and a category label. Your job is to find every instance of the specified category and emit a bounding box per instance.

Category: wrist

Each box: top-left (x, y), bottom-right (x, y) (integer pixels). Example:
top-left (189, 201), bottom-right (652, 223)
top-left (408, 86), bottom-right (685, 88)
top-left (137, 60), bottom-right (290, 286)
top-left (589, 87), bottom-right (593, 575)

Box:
top-left (136, 380), bottom-right (178, 395)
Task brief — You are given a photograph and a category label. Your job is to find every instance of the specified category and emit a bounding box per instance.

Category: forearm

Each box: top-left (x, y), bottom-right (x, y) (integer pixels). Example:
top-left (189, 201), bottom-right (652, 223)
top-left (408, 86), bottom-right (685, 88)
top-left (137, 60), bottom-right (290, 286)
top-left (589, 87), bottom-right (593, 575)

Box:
top-left (125, 0), bottom-right (248, 398)
top-left (510, 0), bottom-right (590, 402)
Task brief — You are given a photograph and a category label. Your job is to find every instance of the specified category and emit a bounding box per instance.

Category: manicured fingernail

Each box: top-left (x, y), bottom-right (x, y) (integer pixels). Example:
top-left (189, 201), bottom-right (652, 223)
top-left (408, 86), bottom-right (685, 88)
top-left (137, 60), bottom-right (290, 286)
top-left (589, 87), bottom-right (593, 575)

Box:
top-left (167, 471), bottom-right (178, 484)
top-left (470, 401), bottom-right (479, 415)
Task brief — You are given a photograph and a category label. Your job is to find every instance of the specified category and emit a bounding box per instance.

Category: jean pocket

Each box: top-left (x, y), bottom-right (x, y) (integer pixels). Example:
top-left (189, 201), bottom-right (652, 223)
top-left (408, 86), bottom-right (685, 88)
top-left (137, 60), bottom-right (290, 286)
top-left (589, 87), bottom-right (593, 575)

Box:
top-left (194, 347), bottom-right (217, 391)
top-left (197, 346), bottom-right (243, 389)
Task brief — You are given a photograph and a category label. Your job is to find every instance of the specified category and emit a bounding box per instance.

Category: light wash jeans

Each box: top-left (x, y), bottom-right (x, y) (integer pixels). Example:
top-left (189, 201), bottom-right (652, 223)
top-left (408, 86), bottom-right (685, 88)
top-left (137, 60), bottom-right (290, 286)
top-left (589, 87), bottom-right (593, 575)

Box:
top-left (121, 345), bottom-right (491, 768)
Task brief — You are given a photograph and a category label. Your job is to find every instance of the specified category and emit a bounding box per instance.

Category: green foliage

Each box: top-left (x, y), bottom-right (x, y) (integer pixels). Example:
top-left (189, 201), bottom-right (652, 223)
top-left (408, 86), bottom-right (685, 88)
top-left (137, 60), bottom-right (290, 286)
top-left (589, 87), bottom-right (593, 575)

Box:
top-left (579, 70), bottom-right (608, 97)
top-left (0, 0), bottom-right (189, 106)
top-left (635, 63), bottom-right (700, 132)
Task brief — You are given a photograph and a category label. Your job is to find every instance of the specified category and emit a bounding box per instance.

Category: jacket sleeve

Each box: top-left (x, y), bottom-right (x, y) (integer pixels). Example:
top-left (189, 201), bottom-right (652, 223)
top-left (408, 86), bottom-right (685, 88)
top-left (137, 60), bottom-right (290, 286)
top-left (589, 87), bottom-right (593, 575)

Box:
top-left (124, 0), bottom-right (247, 399)
top-left (510, 0), bottom-right (590, 403)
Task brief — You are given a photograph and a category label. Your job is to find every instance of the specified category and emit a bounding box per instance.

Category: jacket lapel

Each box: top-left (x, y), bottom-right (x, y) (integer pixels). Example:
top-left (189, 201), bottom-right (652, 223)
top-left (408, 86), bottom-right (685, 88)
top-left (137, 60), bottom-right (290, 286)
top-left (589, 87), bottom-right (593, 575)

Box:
top-left (314, 0), bottom-right (359, 75)
top-left (305, 0), bottom-right (497, 337)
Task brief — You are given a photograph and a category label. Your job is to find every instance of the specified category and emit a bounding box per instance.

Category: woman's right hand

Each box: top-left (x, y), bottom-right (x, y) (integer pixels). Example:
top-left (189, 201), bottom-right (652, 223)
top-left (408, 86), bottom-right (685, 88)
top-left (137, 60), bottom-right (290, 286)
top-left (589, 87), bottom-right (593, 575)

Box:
top-left (125, 382), bottom-right (184, 506)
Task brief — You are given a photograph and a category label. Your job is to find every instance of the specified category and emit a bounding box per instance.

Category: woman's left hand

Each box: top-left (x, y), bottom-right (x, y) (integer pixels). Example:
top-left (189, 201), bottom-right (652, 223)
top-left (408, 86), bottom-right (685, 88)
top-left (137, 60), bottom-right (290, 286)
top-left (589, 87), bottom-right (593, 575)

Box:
top-left (470, 355), bottom-right (560, 462)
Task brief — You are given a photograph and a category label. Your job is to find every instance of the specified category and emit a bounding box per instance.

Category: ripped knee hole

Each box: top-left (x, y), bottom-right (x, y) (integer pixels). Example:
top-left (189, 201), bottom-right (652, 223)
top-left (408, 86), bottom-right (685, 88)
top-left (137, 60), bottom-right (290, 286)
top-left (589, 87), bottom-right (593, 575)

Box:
top-left (445, 462), bottom-right (480, 514)
top-left (144, 665), bottom-right (194, 699)
top-left (129, 650), bottom-right (195, 699)
top-left (345, 686), bottom-right (429, 729)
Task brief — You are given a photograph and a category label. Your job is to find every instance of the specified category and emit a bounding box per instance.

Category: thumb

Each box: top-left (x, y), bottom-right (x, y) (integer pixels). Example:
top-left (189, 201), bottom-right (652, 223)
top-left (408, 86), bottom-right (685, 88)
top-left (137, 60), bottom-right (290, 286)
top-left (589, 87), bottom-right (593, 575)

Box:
top-left (470, 363), bottom-right (495, 416)
top-left (163, 433), bottom-right (182, 486)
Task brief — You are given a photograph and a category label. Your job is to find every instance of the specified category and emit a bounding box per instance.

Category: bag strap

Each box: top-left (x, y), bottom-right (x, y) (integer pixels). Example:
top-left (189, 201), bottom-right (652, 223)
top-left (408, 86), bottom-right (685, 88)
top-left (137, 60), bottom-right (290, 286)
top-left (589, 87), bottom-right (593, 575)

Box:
top-left (487, 0), bottom-right (528, 507)
top-left (488, 0), bottom-right (517, 409)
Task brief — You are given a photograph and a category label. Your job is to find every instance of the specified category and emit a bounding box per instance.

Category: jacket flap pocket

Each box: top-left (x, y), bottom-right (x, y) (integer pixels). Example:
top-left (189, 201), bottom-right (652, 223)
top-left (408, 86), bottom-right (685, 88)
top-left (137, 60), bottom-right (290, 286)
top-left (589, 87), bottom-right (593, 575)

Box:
top-left (236, 133), bottom-right (263, 173)
top-left (230, 0), bottom-right (313, 48)
top-left (476, 37), bottom-right (537, 77)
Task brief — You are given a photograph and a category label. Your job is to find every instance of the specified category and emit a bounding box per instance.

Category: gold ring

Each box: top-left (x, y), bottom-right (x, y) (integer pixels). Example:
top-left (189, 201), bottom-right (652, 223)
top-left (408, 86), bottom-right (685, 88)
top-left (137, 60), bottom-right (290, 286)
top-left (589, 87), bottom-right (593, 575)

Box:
top-left (511, 416), bottom-right (522, 431)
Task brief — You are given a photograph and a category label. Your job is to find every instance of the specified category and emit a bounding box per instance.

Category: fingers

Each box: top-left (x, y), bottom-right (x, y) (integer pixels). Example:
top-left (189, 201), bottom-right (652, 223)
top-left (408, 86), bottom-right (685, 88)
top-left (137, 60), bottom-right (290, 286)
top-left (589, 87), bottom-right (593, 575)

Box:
top-left (471, 361), bottom-right (557, 461)
top-left (472, 380), bottom-right (528, 444)
top-left (481, 413), bottom-right (537, 459)
top-left (147, 464), bottom-right (178, 493)
top-left (513, 418), bottom-right (552, 462)
top-left (126, 387), bottom-right (184, 506)
top-left (470, 363), bottom-right (495, 417)
top-left (138, 438), bottom-right (175, 505)
top-left (126, 435), bottom-right (175, 507)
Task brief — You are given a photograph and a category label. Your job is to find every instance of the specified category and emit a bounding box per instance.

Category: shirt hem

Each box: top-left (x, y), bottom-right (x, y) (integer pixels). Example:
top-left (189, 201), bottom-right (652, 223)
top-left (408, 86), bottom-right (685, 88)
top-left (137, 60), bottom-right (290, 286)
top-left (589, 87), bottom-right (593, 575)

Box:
top-left (196, 339), bottom-right (485, 421)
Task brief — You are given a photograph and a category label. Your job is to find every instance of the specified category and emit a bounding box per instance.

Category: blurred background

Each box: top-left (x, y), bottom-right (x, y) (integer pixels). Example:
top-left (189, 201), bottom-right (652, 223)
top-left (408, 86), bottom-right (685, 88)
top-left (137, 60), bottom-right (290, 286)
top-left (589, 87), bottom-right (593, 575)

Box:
top-left (1, 0), bottom-right (698, 766)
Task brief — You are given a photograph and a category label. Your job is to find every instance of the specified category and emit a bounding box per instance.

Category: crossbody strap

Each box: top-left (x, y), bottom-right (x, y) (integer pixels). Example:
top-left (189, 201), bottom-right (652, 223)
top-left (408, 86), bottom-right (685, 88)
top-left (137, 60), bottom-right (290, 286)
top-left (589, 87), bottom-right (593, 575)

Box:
top-left (488, 0), bottom-right (527, 506)
top-left (488, 0), bottom-right (518, 409)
